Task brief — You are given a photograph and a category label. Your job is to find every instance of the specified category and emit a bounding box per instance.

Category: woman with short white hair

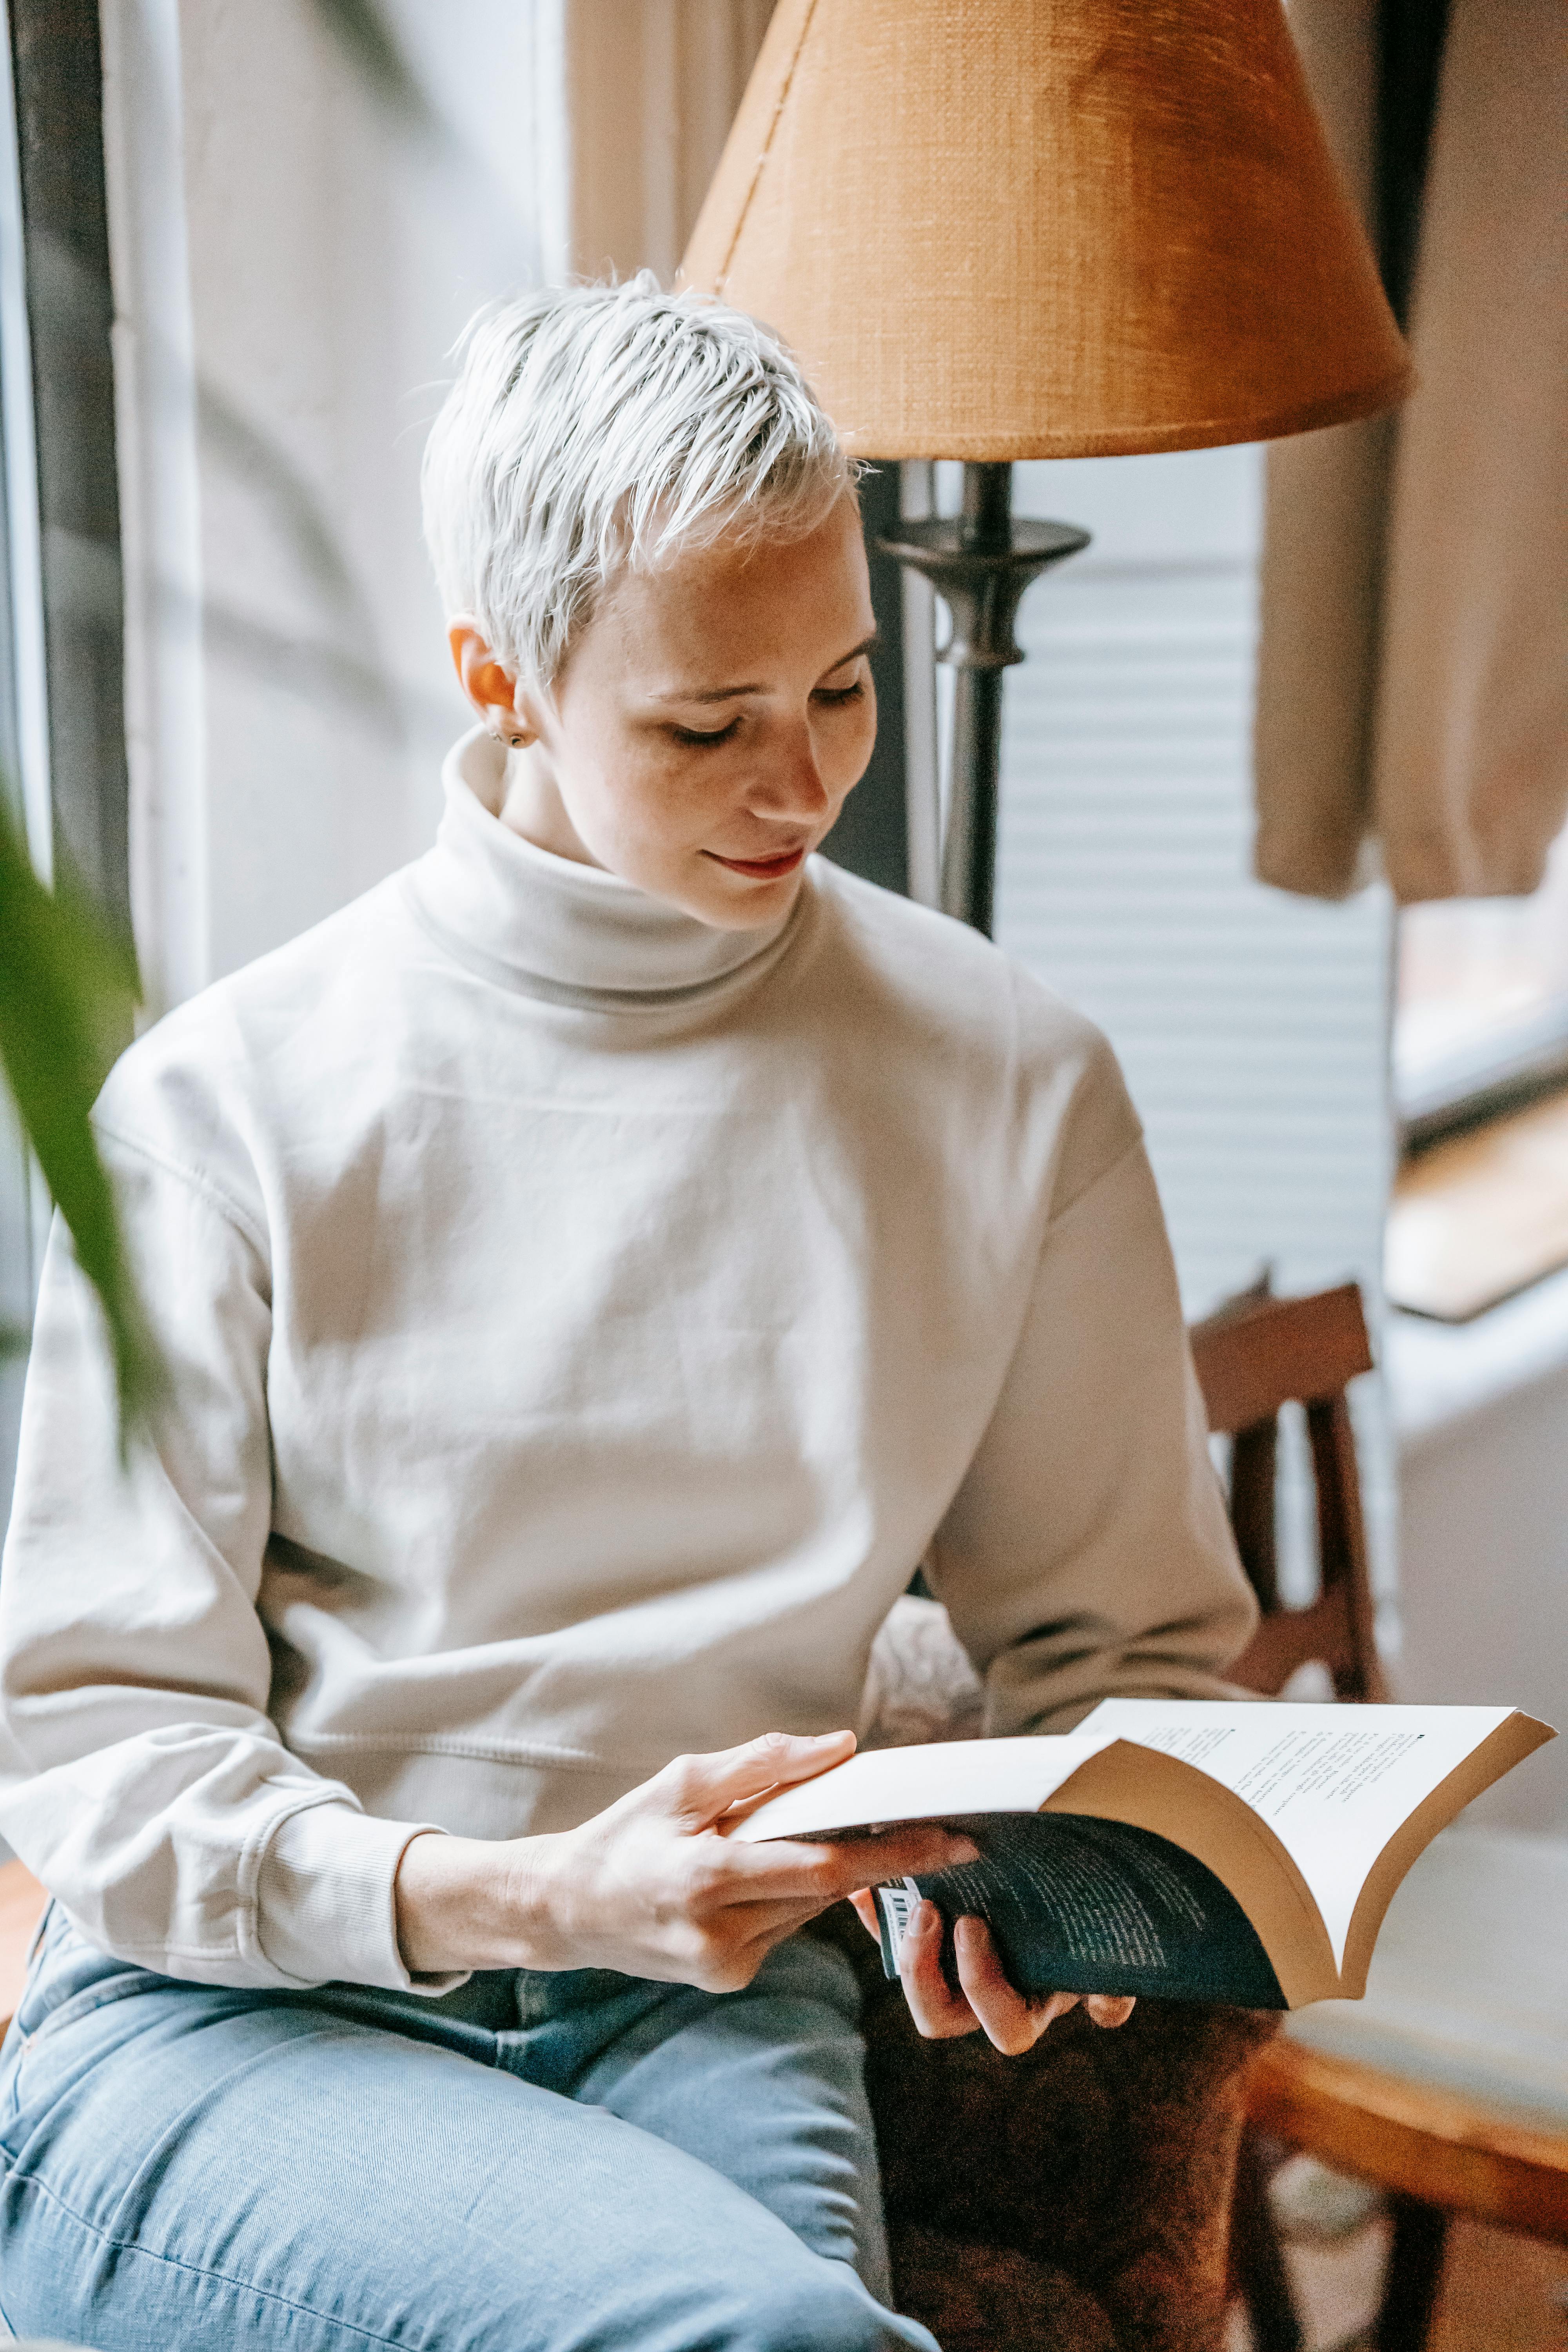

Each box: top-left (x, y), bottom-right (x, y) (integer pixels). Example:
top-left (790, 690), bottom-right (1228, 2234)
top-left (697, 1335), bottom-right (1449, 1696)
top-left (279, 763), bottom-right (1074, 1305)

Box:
top-left (0, 276), bottom-right (1254, 2349)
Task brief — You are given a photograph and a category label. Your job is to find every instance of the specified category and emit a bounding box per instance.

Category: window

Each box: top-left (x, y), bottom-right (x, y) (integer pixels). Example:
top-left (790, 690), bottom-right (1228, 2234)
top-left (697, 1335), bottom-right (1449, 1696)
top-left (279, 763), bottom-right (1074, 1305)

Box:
top-left (1394, 823), bottom-right (1568, 1140)
top-left (1386, 826), bottom-right (1568, 1322)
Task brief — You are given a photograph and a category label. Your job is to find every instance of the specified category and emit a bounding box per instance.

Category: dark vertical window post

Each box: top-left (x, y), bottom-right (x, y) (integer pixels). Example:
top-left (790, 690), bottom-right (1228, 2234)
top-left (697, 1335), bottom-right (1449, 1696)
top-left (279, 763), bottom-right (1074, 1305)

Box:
top-left (1, 0), bottom-right (129, 1540)
top-left (8, 0), bottom-right (130, 931)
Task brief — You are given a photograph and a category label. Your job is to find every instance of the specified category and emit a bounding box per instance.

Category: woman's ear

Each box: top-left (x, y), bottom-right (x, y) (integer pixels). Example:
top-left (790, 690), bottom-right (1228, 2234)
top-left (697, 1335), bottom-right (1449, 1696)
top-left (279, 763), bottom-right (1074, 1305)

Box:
top-left (448, 620), bottom-right (535, 747)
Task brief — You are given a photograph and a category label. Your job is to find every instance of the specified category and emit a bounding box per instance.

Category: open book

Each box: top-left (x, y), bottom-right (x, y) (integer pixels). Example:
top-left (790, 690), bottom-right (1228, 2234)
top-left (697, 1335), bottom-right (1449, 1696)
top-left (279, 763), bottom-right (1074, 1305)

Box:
top-left (731, 1700), bottom-right (1554, 2008)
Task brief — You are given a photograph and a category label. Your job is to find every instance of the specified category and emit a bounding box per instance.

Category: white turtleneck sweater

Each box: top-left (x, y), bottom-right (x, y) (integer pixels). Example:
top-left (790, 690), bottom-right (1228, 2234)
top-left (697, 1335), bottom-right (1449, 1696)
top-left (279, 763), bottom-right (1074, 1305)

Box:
top-left (0, 732), bottom-right (1254, 1993)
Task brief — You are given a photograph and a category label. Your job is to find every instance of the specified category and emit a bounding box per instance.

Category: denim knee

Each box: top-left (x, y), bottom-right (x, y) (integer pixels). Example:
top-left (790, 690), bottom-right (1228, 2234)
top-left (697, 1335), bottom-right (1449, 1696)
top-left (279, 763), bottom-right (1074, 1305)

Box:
top-left (750, 2261), bottom-right (934, 2352)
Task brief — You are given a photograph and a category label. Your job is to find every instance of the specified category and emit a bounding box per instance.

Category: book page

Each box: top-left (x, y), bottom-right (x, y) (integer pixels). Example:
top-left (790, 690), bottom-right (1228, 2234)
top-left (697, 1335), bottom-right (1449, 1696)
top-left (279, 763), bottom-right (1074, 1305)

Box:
top-left (1080, 1699), bottom-right (1517, 1968)
top-left (727, 1733), bottom-right (1117, 1843)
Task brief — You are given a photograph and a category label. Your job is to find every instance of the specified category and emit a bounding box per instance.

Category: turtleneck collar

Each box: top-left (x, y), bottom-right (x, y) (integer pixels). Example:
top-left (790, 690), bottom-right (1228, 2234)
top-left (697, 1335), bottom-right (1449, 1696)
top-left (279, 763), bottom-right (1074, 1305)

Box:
top-left (404, 729), bottom-right (803, 1011)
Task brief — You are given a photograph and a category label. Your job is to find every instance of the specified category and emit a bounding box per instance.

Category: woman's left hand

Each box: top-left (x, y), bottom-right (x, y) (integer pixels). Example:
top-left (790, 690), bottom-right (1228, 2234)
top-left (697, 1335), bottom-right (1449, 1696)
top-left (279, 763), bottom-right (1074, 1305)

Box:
top-left (848, 1891), bottom-right (1135, 2055)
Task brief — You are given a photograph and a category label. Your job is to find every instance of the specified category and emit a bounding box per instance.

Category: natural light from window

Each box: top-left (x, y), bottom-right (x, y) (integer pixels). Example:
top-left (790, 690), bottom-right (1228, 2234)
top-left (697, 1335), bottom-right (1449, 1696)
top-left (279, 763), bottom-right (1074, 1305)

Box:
top-left (1394, 820), bottom-right (1568, 1112)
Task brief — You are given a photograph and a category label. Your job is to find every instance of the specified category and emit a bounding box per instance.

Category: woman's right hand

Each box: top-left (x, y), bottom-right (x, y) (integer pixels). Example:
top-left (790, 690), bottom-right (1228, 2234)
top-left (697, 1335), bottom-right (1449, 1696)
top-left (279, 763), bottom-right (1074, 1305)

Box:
top-left (394, 1729), bottom-right (976, 1990)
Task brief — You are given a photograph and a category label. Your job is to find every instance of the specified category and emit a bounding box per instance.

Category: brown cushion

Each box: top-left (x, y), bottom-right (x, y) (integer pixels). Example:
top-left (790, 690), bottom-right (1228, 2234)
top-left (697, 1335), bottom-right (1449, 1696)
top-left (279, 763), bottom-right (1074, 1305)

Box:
top-left (890, 2227), bottom-right (1118, 2352)
top-left (815, 1906), bottom-right (1280, 2350)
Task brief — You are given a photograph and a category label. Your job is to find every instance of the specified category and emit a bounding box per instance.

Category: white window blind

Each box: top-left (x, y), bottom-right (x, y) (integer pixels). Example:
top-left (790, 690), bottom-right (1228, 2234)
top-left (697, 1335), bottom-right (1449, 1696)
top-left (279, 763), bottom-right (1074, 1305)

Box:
top-left (989, 446), bottom-right (1399, 1624)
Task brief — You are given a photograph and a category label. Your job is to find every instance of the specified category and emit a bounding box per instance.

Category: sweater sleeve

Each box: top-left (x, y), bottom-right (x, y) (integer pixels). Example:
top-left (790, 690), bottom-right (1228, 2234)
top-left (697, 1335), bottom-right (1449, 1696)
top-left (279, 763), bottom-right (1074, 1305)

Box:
top-left (0, 1134), bottom-right (459, 1993)
top-left (926, 1129), bottom-right (1259, 1735)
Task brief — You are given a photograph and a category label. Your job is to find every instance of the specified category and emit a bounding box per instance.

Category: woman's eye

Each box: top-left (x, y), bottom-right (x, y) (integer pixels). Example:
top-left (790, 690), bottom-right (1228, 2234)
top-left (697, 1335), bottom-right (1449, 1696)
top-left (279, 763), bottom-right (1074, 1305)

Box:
top-left (671, 719), bottom-right (741, 748)
top-left (668, 681), bottom-right (862, 746)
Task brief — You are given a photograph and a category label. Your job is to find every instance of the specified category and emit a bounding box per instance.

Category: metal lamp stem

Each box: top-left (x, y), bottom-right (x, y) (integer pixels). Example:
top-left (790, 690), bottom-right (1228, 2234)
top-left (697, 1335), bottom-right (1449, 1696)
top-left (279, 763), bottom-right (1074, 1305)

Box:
top-left (878, 463), bottom-right (1089, 936)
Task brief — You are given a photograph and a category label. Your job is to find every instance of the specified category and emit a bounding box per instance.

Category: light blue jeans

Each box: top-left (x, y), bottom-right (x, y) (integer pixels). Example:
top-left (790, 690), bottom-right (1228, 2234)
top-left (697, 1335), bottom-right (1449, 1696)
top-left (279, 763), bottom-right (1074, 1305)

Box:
top-left (0, 1904), bottom-right (937, 2351)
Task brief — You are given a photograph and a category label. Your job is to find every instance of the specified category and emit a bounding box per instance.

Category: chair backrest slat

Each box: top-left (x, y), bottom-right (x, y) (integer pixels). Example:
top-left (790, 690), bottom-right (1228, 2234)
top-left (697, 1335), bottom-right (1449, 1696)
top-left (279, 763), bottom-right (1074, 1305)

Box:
top-left (1188, 1282), bottom-right (1384, 1704)
top-left (1307, 1391), bottom-right (1386, 1702)
top-left (1228, 1420), bottom-right (1280, 1614)
top-left (1188, 1281), bottom-right (1373, 1436)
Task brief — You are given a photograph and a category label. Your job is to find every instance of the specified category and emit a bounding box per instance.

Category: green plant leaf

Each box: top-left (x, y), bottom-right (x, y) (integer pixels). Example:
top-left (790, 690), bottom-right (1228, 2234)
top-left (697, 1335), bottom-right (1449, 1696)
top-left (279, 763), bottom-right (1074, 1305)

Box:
top-left (0, 802), bottom-right (160, 1439)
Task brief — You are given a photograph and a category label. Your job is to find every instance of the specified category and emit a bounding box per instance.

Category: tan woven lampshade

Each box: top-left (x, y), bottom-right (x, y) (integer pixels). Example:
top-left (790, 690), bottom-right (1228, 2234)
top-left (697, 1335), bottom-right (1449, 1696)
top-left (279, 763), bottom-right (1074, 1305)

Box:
top-left (680, 0), bottom-right (1411, 459)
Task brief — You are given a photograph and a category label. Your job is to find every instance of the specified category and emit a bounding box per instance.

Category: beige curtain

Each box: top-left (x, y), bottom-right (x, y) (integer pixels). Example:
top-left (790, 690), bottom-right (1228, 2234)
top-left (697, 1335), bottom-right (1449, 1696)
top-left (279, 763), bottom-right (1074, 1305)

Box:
top-left (564, 0), bottom-right (776, 283)
top-left (1254, 0), bottom-right (1568, 905)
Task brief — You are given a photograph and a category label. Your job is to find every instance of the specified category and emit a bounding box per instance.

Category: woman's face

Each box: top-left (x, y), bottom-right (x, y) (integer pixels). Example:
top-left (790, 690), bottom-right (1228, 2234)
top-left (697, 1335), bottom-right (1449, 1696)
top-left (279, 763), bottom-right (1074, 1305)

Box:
top-left (452, 496), bottom-right (878, 930)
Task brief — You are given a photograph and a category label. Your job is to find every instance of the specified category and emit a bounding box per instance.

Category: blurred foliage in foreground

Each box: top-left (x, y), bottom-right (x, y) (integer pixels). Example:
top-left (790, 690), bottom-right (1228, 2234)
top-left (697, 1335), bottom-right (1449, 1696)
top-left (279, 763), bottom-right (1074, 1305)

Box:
top-left (0, 800), bottom-right (158, 1437)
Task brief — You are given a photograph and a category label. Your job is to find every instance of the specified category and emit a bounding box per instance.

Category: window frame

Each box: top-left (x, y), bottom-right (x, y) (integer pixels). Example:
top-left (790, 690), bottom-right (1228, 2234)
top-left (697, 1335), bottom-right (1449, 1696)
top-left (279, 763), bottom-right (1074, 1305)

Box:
top-left (0, 0), bottom-right (129, 1534)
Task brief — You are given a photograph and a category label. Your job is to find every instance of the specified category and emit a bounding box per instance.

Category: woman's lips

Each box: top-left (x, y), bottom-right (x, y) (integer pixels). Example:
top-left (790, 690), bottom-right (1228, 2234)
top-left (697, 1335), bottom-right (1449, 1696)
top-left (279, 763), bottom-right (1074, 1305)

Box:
top-left (703, 845), bottom-right (808, 880)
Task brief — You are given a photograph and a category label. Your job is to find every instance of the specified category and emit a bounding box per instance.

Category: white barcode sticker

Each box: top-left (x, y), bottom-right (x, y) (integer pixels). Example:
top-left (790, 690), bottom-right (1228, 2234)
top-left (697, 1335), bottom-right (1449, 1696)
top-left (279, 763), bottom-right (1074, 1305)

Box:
top-left (873, 1877), bottom-right (925, 1978)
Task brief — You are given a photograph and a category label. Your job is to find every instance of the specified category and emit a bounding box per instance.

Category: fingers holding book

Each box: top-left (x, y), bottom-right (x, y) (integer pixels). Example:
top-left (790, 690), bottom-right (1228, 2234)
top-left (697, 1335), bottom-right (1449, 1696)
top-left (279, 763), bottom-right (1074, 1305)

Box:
top-left (911, 1905), bottom-right (1079, 2052)
top-left (849, 1890), bottom-right (1136, 2053)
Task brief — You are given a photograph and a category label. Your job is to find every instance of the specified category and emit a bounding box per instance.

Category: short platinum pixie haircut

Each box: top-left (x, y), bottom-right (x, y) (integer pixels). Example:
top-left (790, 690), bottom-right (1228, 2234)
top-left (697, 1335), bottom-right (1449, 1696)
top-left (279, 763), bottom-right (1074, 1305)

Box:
top-left (421, 272), bottom-right (857, 694)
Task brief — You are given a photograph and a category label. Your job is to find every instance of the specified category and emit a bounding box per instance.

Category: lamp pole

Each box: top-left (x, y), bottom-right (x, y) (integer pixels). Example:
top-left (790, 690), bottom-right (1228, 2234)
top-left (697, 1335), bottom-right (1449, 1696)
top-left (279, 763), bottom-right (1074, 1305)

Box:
top-left (879, 463), bottom-right (1089, 935)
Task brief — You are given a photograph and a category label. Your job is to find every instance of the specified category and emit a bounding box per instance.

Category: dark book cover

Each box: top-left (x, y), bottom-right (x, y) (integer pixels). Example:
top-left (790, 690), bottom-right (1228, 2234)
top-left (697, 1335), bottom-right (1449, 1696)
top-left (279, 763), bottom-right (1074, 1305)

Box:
top-left (876, 1813), bottom-right (1287, 2008)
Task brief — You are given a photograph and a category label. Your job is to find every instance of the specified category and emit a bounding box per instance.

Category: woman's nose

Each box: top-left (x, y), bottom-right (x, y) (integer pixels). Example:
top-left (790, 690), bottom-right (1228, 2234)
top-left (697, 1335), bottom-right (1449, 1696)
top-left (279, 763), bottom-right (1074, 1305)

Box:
top-left (750, 727), bottom-right (833, 820)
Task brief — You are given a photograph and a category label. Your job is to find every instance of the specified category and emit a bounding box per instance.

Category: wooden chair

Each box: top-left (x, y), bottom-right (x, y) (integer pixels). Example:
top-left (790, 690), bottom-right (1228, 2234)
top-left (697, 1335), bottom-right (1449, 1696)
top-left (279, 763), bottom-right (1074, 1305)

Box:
top-left (1189, 1281), bottom-right (1568, 2352)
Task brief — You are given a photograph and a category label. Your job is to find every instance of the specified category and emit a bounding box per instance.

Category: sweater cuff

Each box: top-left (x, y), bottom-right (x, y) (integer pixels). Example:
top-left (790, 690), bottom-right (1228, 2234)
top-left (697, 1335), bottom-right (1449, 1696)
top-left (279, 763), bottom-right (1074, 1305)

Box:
top-left (255, 1798), bottom-right (469, 1994)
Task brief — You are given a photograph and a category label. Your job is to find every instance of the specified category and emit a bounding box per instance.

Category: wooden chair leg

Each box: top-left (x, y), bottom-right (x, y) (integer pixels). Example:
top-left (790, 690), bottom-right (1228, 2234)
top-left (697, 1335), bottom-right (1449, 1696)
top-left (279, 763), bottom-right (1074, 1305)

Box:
top-left (1374, 2196), bottom-right (1450, 2352)
top-left (1229, 2127), bottom-right (1306, 2352)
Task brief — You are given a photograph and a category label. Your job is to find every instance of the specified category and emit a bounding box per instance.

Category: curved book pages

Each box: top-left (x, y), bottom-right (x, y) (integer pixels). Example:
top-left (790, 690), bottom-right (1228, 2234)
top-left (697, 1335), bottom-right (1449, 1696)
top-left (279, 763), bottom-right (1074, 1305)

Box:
top-left (730, 1700), bottom-right (1555, 2009)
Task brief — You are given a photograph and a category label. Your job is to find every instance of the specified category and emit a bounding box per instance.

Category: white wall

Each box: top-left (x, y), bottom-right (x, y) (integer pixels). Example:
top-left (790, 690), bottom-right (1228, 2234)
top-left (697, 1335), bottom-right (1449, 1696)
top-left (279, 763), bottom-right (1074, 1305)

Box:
top-left (186, 0), bottom-right (562, 984)
top-left (106, 0), bottom-right (556, 1008)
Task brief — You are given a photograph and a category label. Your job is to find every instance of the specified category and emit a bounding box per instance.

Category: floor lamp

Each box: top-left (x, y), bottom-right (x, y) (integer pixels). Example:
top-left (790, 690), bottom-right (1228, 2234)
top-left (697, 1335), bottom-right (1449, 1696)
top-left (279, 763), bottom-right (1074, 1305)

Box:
top-left (681, 0), bottom-right (1410, 936)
